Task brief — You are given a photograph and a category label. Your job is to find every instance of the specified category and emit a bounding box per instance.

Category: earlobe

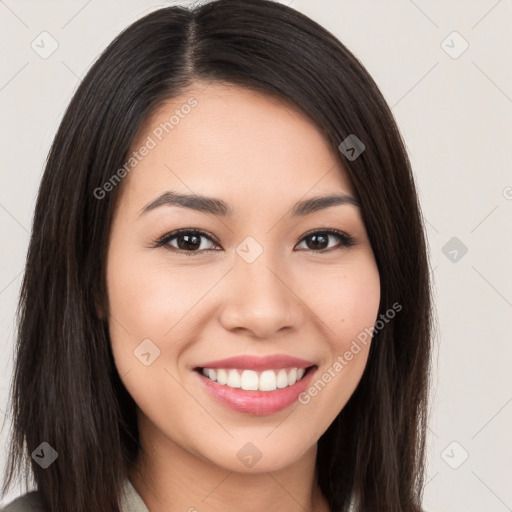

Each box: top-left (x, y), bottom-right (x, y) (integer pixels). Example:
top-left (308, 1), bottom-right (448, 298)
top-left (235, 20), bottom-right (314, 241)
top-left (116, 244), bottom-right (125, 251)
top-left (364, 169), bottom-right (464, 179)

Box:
top-left (96, 302), bottom-right (104, 320)
top-left (94, 287), bottom-right (108, 321)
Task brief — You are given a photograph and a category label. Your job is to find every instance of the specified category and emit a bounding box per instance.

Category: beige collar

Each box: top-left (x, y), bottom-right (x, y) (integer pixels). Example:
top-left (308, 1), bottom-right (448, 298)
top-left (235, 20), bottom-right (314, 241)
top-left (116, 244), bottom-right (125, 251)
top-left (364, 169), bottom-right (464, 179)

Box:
top-left (120, 478), bottom-right (150, 512)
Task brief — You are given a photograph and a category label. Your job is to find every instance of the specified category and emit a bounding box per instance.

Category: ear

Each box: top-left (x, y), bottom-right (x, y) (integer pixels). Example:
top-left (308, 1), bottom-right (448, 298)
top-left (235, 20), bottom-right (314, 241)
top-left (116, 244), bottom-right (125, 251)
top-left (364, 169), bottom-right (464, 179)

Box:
top-left (96, 301), bottom-right (105, 320)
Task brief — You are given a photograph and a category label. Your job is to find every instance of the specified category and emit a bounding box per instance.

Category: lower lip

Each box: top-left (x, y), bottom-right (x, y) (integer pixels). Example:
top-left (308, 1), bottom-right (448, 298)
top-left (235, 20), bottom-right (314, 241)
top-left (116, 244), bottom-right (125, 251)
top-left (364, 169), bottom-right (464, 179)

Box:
top-left (194, 366), bottom-right (317, 416)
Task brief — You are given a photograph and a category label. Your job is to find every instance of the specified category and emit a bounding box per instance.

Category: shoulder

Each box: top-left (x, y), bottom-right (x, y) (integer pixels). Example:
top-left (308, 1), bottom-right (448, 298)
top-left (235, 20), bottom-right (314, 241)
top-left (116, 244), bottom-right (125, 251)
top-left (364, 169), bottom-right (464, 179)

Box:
top-left (1, 491), bottom-right (45, 512)
top-left (1, 478), bottom-right (146, 512)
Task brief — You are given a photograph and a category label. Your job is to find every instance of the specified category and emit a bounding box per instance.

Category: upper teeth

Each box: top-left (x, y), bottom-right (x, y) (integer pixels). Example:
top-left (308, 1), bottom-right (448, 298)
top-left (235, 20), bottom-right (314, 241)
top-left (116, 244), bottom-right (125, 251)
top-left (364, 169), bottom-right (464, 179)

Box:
top-left (201, 367), bottom-right (306, 391)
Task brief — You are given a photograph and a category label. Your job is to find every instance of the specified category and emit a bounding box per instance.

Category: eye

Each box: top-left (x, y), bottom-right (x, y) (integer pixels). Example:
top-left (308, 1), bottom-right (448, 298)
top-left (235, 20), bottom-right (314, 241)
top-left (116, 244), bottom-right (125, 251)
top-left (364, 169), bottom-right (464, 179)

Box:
top-left (154, 229), bottom-right (221, 255)
top-left (295, 229), bottom-right (356, 252)
top-left (153, 228), bottom-right (356, 256)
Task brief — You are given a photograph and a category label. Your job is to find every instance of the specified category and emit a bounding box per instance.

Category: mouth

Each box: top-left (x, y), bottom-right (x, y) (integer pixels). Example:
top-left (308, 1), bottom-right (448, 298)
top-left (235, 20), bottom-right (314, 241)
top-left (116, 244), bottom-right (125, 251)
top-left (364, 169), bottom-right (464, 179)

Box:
top-left (193, 364), bottom-right (318, 415)
top-left (194, 365), bottom-right (314, 391)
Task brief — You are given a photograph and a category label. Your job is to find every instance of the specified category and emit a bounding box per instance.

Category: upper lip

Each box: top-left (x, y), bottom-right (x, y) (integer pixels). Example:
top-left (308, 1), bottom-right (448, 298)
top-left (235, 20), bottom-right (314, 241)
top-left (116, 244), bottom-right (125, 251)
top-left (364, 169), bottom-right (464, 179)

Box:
top-left (195, 354), bottom-right (316, 371)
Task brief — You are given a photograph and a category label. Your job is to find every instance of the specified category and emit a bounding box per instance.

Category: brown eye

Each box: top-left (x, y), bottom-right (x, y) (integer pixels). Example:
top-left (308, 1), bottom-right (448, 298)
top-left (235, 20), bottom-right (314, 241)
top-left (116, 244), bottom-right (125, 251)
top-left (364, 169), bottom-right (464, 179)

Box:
top-left (295, 230), bottom-right (355, 252)
top-left (156, 229), bottom-right (220, 254)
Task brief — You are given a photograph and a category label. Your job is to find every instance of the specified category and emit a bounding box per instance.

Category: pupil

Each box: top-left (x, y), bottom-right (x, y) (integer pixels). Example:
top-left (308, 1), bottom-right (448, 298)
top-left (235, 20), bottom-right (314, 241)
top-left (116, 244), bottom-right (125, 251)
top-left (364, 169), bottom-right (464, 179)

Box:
top-left (179, 234), bottom-right (200, 251)
top-left (175, 233), bottom-right (330, 251)
top-left (309, 234), bottom-right (327, 250)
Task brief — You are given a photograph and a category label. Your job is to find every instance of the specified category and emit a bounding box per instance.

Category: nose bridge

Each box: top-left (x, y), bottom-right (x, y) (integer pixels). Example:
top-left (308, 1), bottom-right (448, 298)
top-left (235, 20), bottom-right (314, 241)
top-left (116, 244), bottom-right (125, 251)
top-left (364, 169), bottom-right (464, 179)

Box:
top-left (219, 234), bottom-right (301, 336)
top-left (235, 234), bottom-right (289, 302)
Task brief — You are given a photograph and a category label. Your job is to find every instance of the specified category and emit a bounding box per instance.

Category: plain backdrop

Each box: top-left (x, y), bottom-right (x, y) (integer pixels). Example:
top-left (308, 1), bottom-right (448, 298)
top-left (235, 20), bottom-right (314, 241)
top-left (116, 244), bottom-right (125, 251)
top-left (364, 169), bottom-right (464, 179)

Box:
top-left (1, 1), bottom-right (511, 510)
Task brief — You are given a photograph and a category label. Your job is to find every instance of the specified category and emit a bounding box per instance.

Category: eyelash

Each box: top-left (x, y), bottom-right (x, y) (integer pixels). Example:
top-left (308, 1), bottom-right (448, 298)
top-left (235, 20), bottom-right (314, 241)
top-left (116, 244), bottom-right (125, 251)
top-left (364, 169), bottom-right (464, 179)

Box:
top-left (152, 228), bottom-right (356, 256)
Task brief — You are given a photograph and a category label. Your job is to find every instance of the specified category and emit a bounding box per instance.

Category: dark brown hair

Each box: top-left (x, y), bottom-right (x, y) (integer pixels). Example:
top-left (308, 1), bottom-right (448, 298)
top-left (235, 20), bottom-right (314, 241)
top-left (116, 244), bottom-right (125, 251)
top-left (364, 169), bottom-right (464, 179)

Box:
top-left (1, 1), bottom-right (432, 511)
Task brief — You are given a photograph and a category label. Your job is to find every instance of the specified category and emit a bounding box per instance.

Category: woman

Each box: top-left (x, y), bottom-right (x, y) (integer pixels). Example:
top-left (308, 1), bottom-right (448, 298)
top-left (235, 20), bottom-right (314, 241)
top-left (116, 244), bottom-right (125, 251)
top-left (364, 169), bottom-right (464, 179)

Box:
top-left (1, 0), bottom-right (432, 511)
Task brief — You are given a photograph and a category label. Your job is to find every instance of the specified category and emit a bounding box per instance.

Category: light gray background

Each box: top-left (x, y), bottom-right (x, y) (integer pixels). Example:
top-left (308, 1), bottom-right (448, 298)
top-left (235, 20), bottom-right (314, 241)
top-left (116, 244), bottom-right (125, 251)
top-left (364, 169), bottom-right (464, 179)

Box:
top-left (1, 1), bottom-right (511, 510)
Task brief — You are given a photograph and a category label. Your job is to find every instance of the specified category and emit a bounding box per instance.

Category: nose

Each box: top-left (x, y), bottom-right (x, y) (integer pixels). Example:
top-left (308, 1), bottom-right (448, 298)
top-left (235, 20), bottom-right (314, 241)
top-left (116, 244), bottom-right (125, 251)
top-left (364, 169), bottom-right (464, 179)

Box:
top-left (218, 247), bottom-right (304, 339)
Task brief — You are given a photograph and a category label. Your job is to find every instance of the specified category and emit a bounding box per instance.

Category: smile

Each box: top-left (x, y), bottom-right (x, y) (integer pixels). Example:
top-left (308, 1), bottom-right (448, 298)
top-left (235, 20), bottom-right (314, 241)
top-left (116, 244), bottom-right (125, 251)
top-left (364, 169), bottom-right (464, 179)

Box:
top-left (193, 363), bottom-right (317, 415)
top-left (200, 367), bottom-right (307, 391)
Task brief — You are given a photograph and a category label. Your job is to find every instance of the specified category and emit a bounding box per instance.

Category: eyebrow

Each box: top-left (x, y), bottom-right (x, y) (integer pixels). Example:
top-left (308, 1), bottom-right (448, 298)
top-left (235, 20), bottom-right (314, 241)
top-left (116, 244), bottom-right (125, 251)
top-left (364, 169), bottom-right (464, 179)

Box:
top-left (138, 190), bottom-right (360, 218)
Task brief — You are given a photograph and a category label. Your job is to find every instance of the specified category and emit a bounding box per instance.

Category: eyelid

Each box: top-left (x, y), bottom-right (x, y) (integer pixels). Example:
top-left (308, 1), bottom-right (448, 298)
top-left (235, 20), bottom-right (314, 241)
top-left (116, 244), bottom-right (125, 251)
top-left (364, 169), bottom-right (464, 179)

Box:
top-left (153, 228), bottom-right (221, 251)
top-left (153, 228), bottom-right (356, 254)
top-left (295, 228), bottom-right (356, 251)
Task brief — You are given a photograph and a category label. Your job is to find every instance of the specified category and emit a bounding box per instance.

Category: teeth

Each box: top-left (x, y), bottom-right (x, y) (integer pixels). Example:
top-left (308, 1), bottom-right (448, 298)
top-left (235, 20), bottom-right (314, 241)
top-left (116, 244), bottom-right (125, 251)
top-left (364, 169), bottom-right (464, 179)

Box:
top-left (216, 369), bottom-right (228, 385)
top-left (201, 367), bottom-right (308, 391)
top-left (240, 370), bottom-right (259, 390)
top-left (227, 369), bottom-right (241, 388)
top-left (276, 369), bottom-right (288, 388)
top-left (259, 370), bottom-right (276, 391)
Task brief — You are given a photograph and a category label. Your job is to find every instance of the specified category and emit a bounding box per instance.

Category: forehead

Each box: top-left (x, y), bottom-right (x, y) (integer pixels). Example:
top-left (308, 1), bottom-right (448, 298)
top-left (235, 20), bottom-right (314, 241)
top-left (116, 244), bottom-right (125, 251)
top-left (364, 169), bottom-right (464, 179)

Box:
top-left (117, 81), bottom-right (355, 212)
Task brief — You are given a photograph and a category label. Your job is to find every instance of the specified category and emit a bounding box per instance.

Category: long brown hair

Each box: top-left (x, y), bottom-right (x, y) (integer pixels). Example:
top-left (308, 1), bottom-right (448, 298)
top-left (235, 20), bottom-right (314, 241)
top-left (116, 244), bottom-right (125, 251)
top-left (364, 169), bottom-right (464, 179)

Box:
top-left (1, 1), bottom-right (432, 510)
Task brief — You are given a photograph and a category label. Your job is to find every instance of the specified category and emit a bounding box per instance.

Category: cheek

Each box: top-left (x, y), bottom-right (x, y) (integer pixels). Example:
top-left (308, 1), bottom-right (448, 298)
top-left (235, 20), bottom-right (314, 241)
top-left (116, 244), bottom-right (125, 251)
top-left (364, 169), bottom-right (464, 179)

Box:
top-left (104, 237), bottom-right (199, 371)
top-left (301, 255), bottom-right (381, 346)
top-left (294, 254), bottom-right (380, 422)
top-left (105, 245), bottom-right (205, 415)
top-left (340, 266), bottom-right (380, 343)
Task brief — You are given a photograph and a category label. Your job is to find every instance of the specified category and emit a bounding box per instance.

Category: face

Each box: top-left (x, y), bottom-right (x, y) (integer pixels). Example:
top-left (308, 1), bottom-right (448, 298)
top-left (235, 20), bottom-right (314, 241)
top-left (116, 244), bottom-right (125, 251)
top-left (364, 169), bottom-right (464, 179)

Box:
top-left (105, 82), bottom-right (380, 473)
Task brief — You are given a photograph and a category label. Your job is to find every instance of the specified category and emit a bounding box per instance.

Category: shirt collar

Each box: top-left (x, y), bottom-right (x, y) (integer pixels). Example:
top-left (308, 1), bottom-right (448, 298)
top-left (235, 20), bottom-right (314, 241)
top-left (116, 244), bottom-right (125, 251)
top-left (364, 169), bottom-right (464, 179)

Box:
top-left (120, 477), bottom-right (150, 512)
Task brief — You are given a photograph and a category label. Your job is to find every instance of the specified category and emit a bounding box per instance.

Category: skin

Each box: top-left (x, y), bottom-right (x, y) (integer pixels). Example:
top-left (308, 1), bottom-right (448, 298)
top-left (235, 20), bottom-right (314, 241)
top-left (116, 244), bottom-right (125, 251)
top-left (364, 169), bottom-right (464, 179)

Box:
top-left (104, 82), bottom-right (380, 512)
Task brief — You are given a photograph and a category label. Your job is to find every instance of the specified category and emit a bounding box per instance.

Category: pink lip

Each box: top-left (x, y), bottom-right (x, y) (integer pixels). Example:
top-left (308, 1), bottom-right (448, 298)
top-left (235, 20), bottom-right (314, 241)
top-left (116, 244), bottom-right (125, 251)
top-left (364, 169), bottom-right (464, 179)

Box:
top-left (194, 354), bottom-right (315, 371)
top-left (194, 365), bottom-right (318, 416)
